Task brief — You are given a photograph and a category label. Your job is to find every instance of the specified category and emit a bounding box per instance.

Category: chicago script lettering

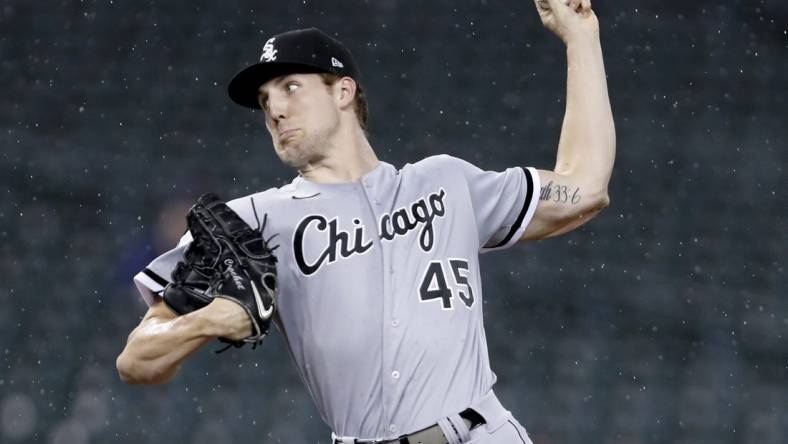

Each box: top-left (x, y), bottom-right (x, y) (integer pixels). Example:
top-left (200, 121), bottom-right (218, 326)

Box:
top-left (293, 188), bottom-right (447, 275)
top-left (293, 216), bottom-right (374, 276)
top-left (379, 188), bottom-right (445, 251)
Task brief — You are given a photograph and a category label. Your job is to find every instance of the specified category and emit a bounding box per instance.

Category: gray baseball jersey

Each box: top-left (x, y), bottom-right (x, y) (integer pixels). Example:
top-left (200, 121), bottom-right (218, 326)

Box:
top-left (133, 154), bottom-right (540, 439)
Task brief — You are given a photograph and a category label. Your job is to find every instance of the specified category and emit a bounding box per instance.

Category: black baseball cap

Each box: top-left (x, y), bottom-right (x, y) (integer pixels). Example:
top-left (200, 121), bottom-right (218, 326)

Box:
top-left (228, 27), bottom-right (361, 109)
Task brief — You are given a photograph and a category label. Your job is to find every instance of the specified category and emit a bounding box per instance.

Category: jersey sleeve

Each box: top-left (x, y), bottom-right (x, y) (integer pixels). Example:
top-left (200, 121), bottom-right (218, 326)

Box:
top-left (427, 154), bottom-right (540, 253)
top-left (130, 192), bottom-right (272, 306)
top-left (132, 231), bottom-right (193, 306)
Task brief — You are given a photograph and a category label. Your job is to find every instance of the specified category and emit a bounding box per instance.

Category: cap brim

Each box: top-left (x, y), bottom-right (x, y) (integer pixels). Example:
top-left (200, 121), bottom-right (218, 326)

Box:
top-left (227, 62), bottom-right (326, 109)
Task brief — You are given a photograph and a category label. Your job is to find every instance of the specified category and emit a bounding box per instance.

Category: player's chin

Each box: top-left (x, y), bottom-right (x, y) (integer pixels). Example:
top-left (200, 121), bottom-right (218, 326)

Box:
top-left (273, 140), bottom-right (294, 158)
top-left (276, 147), bottom-right (309, 170)
top-left (275, 134), bottom-right (300, 151)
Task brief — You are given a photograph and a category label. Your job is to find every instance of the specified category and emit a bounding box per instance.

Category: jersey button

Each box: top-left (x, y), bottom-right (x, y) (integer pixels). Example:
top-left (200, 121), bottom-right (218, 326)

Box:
top-left (391, 370), bottom-right (400, 380)
top-left (391, 319), bottom-right (399, 327)
top-left (389, 424), bottom-right (398, 434)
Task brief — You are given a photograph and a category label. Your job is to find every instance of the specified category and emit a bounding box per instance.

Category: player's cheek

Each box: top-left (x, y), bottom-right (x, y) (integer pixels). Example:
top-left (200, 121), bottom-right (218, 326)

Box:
top-left (263, 117), bottom-right (276, 134)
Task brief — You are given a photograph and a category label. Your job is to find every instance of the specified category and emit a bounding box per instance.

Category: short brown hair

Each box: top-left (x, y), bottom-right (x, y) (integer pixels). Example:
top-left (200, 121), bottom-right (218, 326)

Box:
top-left (319, 73), bottom-right (369, 131)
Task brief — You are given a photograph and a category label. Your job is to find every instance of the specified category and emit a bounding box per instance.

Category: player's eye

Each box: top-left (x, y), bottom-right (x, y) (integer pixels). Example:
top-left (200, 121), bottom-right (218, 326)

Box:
top-left (285, 82), bottom-right (300, 93)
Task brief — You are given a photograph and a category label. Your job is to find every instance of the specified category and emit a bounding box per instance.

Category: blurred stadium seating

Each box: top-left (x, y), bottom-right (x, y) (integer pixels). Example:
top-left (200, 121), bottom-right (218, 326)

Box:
top-left (0, 1), bottom-right (784, 443)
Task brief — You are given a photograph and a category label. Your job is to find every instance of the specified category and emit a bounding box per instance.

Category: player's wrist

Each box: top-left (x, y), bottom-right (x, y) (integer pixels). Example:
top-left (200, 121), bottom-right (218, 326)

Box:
top-left (564, 35), bottom-right (603, 65)
top-left (562, 27), bottom-right (600, 48)
top-left (186, 303), bottom-right (227, 339)
top-left (196, 298), bottom-right (255, 340)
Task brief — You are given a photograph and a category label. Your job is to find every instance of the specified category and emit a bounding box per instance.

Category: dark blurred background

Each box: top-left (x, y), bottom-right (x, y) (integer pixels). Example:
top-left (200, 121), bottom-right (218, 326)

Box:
top-left (1, 0), bottom-right (785, 443)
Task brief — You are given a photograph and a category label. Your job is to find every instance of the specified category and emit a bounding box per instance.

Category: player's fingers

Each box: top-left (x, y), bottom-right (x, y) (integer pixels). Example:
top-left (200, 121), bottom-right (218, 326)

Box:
top-left (533, 0), bottom-right (554, 14)
top-left (534, 0), bottom-right (567, 11)
top-left (580, 0), bottom-right (592, 13)
top-left (568, 0), bottom-right (581, 11)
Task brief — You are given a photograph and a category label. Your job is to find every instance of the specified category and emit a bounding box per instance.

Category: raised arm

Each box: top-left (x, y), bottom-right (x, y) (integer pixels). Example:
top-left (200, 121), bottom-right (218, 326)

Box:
top-left (116, 298), bottom-right (251, 384)
top-left (521, 0), bottom-right (615, 241)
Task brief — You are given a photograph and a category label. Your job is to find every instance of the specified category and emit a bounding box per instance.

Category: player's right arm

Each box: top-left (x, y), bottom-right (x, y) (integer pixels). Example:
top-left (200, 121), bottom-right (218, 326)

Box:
top-left (521, 0), bottom-right (615, 241)
top-left (116, 298), bottom-right (251, 384)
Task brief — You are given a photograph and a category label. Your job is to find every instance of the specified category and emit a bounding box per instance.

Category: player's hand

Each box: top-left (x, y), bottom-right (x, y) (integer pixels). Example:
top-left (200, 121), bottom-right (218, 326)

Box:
top-left (200, 298), bottom-right (253, 341)
top-left (533, 0), bottom-right (599, 44)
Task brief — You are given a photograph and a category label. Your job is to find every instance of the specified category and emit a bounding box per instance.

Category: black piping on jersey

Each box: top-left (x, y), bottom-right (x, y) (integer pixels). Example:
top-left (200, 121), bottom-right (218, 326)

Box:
top-left (143, 268), bottom-right (169, 287)
top-left (487, 167), bottom-right (534, 248)
top-left (507, 419), bottom-right (528, 443)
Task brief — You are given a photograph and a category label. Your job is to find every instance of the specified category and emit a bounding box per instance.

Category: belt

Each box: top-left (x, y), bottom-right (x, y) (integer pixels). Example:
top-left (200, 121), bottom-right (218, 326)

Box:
top-left (333, 408), bottom-right (486, 444)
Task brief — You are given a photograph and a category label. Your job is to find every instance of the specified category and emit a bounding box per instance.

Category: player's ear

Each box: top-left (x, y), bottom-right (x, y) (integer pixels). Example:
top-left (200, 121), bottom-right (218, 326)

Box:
top-left (335, 77), bottom-right (357, 110)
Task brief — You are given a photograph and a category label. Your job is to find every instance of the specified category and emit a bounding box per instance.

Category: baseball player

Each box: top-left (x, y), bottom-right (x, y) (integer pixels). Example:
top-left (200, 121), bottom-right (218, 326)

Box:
top-left (117, 0), bottom-right (615, 442)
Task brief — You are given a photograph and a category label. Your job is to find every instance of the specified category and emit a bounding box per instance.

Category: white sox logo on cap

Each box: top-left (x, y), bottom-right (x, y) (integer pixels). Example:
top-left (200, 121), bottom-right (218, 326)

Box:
top-left (229, 28), bottom-right (361, 109)
top-left (260, 37), bottom-right (277, 62)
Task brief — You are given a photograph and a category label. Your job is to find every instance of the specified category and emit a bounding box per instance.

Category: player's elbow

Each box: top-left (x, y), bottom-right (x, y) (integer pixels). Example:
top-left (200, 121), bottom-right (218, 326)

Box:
top-left (116, 352), bottom-right (176, 385)
top-left (578, 190), bottom-right (610, 221)
top-left (116, 353), bottom-right (151, 384)
top-left (560, 189), bottom-right (609, 223)
top-left (116, 353), bottom-right (142, 384)
top-left (596, 191), bottom-right (611, 211)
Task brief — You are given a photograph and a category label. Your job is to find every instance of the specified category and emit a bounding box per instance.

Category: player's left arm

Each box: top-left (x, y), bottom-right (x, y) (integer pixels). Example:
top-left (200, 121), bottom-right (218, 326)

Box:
top-left (521, 0), bottom-right (615, 242)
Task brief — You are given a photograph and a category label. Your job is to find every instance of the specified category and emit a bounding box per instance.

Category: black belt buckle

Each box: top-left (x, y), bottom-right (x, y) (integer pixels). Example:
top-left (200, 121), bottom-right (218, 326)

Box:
top-left (458, 408), bottom-right (486, 430)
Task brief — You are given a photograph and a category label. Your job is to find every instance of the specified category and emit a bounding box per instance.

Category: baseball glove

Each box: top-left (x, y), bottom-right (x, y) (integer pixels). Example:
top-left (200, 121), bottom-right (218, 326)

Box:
top-left (162, 193), bottom-right (278, 350)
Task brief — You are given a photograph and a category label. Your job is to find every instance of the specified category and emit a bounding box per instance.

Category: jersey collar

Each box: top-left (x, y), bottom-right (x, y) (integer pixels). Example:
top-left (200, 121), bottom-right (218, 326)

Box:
top-left (288, 161), bottom-right (397, 199)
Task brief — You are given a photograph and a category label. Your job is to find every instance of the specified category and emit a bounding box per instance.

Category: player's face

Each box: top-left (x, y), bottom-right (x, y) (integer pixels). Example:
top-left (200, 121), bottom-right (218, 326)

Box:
top-left (258, 73), bottom-right (341, 169)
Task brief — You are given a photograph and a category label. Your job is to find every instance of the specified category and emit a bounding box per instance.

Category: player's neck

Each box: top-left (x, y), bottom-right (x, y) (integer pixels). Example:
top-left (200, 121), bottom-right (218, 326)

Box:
top-left (298, 125), bottom-right (378, 184)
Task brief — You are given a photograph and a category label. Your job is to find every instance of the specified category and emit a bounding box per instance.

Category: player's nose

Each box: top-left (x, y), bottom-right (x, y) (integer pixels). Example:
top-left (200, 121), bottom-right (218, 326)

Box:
top-left (267, 94), bottom-right (288, 121)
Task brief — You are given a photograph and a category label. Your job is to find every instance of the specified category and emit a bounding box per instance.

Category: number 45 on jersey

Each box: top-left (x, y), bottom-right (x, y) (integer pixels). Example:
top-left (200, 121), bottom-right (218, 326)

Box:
top-left (419, 259), bottom-right (475, 310)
